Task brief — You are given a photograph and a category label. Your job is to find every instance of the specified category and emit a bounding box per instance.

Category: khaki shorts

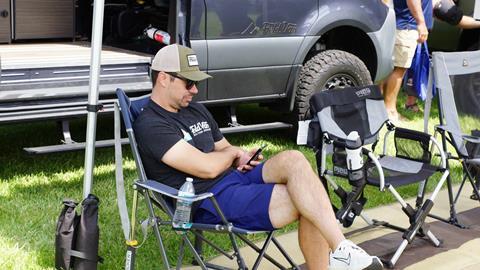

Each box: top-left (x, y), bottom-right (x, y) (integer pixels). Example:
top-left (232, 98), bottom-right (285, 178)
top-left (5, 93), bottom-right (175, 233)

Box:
top-left (393, 29), bottom-right (419, 68)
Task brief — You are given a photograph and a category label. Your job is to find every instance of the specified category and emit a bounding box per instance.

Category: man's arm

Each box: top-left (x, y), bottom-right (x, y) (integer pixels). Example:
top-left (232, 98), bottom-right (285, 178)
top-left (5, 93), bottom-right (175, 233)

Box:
top-left (214, 137), bottom-right (233, 151)
top-left (214, 138), bottom-right (264, 171)
top-left (162, 139), bottom-right (242, 179)
top-left (407, 0), bottom-right (429, 43)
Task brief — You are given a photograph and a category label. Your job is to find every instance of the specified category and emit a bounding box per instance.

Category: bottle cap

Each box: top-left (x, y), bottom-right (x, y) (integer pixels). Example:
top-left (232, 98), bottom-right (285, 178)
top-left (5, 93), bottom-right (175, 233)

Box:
top-left (346, 131), bottom-right (362, 149)
top-left (186, 177), bottom-right (193, 182)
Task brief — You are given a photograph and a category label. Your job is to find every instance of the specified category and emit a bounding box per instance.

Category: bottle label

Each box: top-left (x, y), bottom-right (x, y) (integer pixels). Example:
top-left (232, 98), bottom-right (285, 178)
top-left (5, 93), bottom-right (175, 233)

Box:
top-left (178, 191), bottom-right (194, 198)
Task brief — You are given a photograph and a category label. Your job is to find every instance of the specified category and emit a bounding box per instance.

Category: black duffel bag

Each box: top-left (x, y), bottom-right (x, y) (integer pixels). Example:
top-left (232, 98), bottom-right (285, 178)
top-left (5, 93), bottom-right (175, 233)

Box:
top-left (55, 194), bottom-right (102, 270)
top-left (55, 199), bottom-right (79, 269)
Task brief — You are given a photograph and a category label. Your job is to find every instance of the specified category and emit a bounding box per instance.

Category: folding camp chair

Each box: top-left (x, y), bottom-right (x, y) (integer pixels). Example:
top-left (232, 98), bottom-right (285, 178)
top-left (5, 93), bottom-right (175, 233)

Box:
top-left (425, 50), bottom-right (480, 225)
top-left (307, 85), bottom-right (449, 268)
top-left (113, 88), bottom-right (299, 270)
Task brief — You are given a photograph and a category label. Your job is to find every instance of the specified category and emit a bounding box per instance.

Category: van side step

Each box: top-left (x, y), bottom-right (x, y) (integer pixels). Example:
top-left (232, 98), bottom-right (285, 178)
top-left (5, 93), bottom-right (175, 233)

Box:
top-left (23, 122), bottom-right (292, 154)
top-left (23, 138), bottom-right (130, 155)
top-left (220, 122), bottom-right (292, 134)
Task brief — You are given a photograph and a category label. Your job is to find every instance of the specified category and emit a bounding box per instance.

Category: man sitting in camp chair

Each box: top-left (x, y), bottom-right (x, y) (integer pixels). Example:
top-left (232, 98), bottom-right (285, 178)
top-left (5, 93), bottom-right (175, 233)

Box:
top-left (133, 44), bottom-right (383, 270)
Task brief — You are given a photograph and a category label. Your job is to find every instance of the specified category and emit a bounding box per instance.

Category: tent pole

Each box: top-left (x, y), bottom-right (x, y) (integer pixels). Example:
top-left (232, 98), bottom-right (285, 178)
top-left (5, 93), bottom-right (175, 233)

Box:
top-left (83, 0), bottom-right (105, 199)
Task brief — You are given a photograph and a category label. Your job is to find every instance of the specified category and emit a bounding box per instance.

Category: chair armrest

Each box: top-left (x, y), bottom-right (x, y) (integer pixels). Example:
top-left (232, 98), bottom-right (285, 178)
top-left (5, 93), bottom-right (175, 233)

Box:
top-left (395, 127), bottom-right (431, 142)
top-left (394, 127), bottom-right (447, 168)
top-left (436, 124), bottom-right (480, 146)
top-left (135, 180), bottom-right (214, 202)
top-left (365, 150), bottom-right (385, 191)
top-left (384, 126), bottom-right (431, 154)
top-left (383, 129), bottom-right (395, 155)
top-left (393, 127), bottom-right (440, 164)
top-left (435, 125), bottom-right (465, 137)
top-left (430, 136), bottom-right (447, 169)
top-left (463, 134), bottom-right (480, 144)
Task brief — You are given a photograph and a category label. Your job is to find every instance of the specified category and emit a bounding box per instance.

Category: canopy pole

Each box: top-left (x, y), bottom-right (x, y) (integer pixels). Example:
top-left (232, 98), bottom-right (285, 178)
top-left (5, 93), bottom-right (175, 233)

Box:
top-left (83, 0), bottom-right (105, 199)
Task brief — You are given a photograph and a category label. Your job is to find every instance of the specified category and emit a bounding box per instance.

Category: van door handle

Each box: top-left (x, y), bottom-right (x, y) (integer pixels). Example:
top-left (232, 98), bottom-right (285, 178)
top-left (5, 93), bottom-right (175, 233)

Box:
top-left (0, 10), bottom-right (9, 18)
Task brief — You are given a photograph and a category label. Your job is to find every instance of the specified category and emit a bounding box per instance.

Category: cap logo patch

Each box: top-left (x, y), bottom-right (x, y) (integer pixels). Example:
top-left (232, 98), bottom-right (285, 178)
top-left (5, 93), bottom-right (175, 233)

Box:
top-left (187, 55), bottom-right (199, 66)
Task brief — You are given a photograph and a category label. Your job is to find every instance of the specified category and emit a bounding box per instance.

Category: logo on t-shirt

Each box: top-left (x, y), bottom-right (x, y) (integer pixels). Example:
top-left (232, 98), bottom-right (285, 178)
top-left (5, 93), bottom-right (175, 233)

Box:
top-left (181, 129), bottom-right (193, 141)
top-left (189, 121), bottom-right (211, 137)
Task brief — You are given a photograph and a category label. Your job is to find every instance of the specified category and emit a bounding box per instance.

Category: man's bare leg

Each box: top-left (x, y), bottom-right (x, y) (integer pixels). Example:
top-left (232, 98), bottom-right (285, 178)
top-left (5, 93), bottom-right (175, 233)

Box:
top-left (299, 216), bottom-right (330, 269)
top-left (263, 150), bottom-right (345, 249)
top-left (383, 67), bottom-right (407, 120)
top-left (378, 80), bottom-right (385, 95)
top-left (405, 95), bottom-right (417, 107)
top-left (264, 150), bottom-right (382, 270)
top-left (268, 184), bottom-right (329, 270)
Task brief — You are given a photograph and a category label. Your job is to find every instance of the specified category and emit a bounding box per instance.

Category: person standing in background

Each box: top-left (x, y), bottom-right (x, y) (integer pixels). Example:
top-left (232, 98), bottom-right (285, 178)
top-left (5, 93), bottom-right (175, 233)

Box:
top-left (404, 0), bottom-right (480, 114)
top-left (433, 0), bottom-right (480, 29)
top-left (381, 0), bottom-right (433, 122)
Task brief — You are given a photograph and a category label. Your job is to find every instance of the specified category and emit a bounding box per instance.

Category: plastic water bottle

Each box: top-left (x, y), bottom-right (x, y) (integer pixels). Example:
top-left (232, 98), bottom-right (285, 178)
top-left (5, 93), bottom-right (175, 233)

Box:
top-left (345, 131), bottom-right (364, 185)
top-left (172, 177), bottom-right (195, 231)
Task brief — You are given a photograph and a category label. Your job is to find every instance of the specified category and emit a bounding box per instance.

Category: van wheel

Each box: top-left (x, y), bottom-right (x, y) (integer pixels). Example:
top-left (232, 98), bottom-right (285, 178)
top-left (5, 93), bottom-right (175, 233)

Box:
top-left (294, 50), bottom-right (372, 120)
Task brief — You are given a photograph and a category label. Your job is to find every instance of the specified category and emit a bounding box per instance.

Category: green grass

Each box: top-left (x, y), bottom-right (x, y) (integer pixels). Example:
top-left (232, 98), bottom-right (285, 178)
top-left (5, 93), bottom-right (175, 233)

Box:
top-left (0, 93), bottom-right (478, 269)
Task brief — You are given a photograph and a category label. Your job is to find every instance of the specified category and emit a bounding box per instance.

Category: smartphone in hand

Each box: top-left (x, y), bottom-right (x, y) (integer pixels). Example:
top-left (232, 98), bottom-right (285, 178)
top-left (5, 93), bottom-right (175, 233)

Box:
top-left (246, 144), bottom-right (267, 165)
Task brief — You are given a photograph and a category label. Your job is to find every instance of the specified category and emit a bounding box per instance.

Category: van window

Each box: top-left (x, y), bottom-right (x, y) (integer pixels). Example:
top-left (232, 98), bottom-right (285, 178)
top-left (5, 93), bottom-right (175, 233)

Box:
top-left (190, 0), bottom-right (206, 40)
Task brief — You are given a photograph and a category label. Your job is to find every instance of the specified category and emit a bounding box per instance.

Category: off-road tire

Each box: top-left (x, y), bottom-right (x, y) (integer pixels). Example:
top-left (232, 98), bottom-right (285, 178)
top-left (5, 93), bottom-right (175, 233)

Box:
top-left (294, 50), bottom-right (372, 120)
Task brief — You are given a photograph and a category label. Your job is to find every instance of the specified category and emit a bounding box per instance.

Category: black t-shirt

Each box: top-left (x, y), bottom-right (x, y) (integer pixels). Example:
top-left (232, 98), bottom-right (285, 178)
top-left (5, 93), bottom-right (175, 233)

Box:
top-left (133, 99), bottom-right (231, 195)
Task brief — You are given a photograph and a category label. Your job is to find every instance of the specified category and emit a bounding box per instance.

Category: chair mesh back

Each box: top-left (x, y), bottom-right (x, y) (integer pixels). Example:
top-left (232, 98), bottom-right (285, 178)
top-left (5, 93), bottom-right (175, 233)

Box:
top-left (331, 102), bottom-right (370, 138)
top-left (432, 51), bottom-right (480, 157)
top-left (116, 89), bottom-right (150, 126)
top-left (116, 89), bottom-right (151, 181)
top-left (309, 85), bottom-right (388, 144)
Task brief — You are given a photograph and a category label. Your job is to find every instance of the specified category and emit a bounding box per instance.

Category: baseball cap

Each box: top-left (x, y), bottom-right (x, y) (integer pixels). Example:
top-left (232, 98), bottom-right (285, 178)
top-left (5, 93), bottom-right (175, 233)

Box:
top-left (151, 44), bottom-right (212, 82)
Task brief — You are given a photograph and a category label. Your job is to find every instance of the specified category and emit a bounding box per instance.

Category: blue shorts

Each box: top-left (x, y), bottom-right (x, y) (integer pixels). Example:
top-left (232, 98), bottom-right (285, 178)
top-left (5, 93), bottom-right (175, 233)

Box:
top-left (193, 163), bottom-right (275, 231)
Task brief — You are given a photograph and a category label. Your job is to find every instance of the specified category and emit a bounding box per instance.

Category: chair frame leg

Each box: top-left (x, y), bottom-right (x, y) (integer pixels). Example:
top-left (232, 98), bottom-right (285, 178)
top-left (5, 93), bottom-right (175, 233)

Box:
top-left (176, 239), bottom-right (186, 270)
top-left (194, 230), bottom-right (203, 259)
top-left (249, 231), bottom-right (301, 270)
top-left (272, 236), bottom-right (301, 270)
top-left (183, 234), bottom-right (209, 269)
top-left (210, 197), bottom-right (248, 269)
top-left (464, 163), bottom-right (480, 202)
top-left (426, 230), bottom-right (441, 247)
top-left (191, 230), bottom-right (236, 259)
top-left (388, 239), bottom-right (408, 267)
top-left (237, 234), bottom-right (288, 269)
top-left (430, 130), bottom-right (466, 228)
top-left (453, 172), bottom-right (469, 204)
top-left (125, 189), bottom-right (140, 270)
top-left (144, 193), bottom-right (171, 269)
top-left (252, 232), bottom-right (274, 269)
top-left (377, 171), bottom-right (448, 268)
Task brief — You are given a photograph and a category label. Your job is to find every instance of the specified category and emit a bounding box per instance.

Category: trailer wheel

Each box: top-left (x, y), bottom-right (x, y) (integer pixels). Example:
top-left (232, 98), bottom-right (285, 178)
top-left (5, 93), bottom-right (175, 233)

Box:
top-left (294, 50), bottom-right (372, 120)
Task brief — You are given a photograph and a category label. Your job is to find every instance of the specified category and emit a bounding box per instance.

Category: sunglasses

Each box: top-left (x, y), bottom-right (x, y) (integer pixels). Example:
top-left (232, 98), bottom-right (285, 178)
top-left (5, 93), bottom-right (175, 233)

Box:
top-left (166, 72), bottom-right (197, 90)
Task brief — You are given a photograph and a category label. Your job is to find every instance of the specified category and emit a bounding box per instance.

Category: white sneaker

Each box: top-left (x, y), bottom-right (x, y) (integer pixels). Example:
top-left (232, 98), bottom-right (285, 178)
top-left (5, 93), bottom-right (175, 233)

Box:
top-left (329, 240), bottom-right (383, 270)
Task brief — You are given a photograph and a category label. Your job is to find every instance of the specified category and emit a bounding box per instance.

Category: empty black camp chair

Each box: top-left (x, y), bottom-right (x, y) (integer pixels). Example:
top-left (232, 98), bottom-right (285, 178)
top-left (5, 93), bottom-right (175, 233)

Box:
top-left (427, 50), bottom-right (480, 219)
top-left (113, 88), bottom-right (299, 270)
top-left (307, 85), bottom-right (449, 268)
